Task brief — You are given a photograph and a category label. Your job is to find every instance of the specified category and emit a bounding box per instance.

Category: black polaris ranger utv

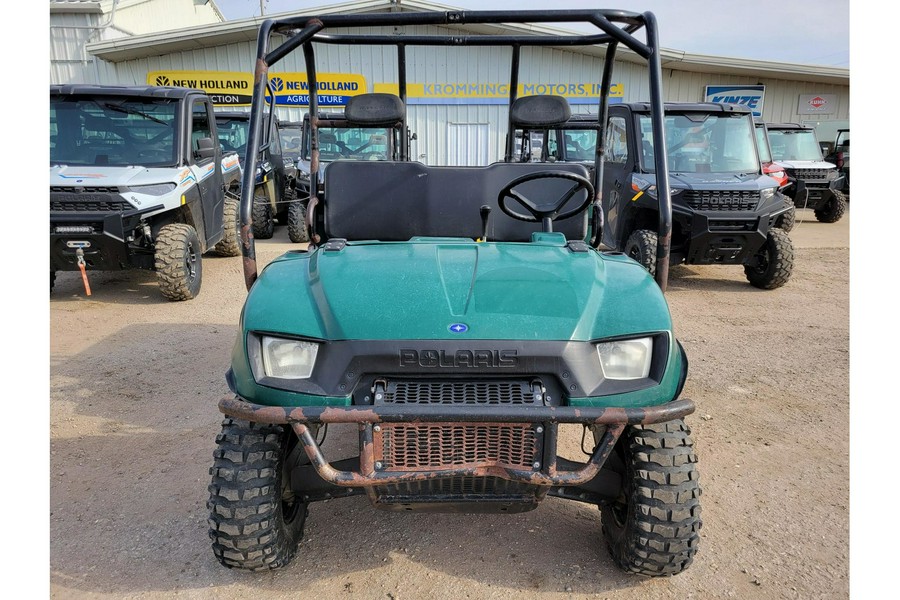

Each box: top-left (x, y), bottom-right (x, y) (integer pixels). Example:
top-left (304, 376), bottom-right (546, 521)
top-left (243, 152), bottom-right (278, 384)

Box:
top-left (599, 102), bottom-right (794, 289)
top-left (215, 110), bottom-right (298, 239)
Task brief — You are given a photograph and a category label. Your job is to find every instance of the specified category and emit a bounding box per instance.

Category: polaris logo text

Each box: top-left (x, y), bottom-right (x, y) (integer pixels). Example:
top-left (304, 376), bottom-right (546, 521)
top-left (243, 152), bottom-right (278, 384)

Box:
top-left (399, 349), bottom-right (518, 368)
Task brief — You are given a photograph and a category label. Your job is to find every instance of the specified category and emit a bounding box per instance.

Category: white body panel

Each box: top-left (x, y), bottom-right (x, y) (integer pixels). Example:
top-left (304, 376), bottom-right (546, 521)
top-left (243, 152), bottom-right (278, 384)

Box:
top-left (776, 159), bottom-right (836, 170)
top-left (50, 153), bottom-right (241, 219)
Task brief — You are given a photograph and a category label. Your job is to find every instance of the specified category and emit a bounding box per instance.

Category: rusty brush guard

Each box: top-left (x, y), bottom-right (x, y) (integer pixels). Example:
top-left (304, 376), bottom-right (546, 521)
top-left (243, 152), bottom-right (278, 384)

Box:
top-left (218, 396), bottom-right (695, 488)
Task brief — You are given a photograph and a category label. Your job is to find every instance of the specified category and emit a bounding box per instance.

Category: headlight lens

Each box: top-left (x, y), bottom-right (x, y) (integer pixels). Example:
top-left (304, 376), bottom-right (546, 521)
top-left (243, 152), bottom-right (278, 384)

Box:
top-left (261, 336), bottom-right (319, 379)
top-left (760, 187), bottom-right (776, 202)
top-left (129, 183), bottom-right (176, 196)
top-left (597, 337), bottom-right (653, 380)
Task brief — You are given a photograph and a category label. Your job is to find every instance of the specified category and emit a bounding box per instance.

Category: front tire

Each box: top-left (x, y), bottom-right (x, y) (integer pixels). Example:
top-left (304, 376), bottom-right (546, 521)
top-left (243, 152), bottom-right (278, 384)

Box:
top-left (252, 194), bottom-right (275, 240)
top-left (601, 420), bottom-right (702, 577)
top-left (775, 203), bottom-right (796, 233)
top-left (624, 229), bottom-right (658, 278)
top-left (214, 195), bottom-right (241, 256)
top-left (208, 418), bottom-right (308, 571)
top-left (743, 227), bottom-right (793, 289)
top-left (154, 223), bottom-right (202, 301)
top-left (814, 189), bottom-right (847, 223)
top-left (287, 201), bottom-right (309, 243)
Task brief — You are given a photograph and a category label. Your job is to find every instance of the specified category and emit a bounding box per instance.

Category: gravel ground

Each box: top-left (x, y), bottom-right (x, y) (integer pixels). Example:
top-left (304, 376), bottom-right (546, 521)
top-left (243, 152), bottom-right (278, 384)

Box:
top-left (49, 208), bottom-right (850, 599)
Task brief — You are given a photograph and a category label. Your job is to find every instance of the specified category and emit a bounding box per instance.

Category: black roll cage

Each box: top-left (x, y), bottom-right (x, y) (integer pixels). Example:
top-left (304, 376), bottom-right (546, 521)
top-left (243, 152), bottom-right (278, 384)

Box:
top-left (239, 9), bottom-right (673, 291)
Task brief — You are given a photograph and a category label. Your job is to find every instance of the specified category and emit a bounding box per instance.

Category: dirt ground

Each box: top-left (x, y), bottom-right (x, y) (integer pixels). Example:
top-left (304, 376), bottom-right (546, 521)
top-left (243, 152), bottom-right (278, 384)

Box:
top-left (49, 207), bottom-right (849, 599)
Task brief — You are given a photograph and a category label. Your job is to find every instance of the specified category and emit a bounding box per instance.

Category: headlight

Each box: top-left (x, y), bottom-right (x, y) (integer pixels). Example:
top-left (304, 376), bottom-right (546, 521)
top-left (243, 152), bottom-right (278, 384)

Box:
top-left (760, 187), bottom-right (776, 202)
top-left (260, 336), bottom-right (319, 379)
top-left (597, 337), bottom-right (653, 380)
top-left (129, 183), bottom-right (176, 196)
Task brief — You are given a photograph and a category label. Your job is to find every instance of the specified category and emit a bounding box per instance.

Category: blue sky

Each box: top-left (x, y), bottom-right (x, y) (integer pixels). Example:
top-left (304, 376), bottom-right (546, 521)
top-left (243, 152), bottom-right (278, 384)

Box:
top-left (214, 0), bottom-right (850, 67)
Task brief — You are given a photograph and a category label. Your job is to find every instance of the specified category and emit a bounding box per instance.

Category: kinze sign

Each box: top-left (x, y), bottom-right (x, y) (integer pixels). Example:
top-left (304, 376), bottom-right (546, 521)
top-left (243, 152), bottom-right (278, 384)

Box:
top-left (704, 85), bottom-right (766, 117)
top-left (147, 71), bottom-right (366, 106)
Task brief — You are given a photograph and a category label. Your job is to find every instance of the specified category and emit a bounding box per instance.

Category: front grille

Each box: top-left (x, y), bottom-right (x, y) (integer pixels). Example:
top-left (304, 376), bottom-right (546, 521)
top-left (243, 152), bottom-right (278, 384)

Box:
top-left (50, 199), bottom-right (130, 212)
top-left (50, 187), bottom-right (129, 213)
top-left (375, 422), bottom-right (538, 471)
top-left (382, 380), bottom-right (541, 405)
top-left (50, 186), bottom-right (120, 193)
top-left (708, 219), bottom-right (757, 232)
top-left (683, 190), bottom-right (760, 212)
top-left (375, 476), bottom-right (535, 497)
top-left (790, 168), bottom-right (830, 181)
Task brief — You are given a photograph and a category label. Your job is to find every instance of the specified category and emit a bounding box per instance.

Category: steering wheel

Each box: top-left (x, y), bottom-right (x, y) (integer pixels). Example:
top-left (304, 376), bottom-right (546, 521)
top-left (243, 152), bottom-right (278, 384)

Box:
top-left (497, 171), bottom-right (594, 232)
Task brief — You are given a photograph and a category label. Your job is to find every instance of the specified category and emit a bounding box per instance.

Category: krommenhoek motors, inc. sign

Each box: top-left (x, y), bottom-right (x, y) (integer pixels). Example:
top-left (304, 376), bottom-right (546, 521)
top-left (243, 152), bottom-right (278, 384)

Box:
top-left (146, 71), bottom-right (367, 107)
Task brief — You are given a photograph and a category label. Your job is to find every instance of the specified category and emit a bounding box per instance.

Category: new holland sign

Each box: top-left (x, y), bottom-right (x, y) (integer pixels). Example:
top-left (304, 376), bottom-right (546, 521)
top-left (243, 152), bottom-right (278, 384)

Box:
top-left (147, 71), bottom-right (366, 106)
top-left (149, 71), bottom-right (253, 105)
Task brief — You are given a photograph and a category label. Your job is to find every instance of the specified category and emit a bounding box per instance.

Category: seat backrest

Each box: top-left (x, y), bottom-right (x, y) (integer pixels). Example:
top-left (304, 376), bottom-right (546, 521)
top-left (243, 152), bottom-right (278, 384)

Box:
top-left (323, 161), bottom-right (591, 242)
top-left (509, 95), bottom-right (571, 129)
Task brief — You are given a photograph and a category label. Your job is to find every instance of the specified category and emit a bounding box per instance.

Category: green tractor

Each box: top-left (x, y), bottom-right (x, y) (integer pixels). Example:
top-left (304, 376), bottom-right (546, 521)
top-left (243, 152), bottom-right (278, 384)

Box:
top-left (208, 8), bottom-right (701, 577)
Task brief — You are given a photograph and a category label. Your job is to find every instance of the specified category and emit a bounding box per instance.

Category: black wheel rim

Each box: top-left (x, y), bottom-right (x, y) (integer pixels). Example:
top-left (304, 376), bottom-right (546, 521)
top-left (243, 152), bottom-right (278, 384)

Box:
top-left (749, 241), bottom-right (770, 274)
top-left (185, 241), bottom-right (197, 282)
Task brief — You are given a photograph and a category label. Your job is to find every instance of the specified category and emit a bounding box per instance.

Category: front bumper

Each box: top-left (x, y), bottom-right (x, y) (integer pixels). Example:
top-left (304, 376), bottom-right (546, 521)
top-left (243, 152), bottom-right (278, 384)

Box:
top-left (218, 394), bottom-right (695, 488)
top-left (50, 204), bottom-right (162, 272)
top-left (673, 205), bottom-right (789, 266)
top-left (787, 176), bottom-right (845, 209)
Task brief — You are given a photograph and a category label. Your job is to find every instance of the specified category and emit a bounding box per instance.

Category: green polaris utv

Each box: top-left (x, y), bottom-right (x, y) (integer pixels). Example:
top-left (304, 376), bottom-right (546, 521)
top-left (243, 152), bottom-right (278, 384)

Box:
top-left (208, 8), bottom-right (701, 578)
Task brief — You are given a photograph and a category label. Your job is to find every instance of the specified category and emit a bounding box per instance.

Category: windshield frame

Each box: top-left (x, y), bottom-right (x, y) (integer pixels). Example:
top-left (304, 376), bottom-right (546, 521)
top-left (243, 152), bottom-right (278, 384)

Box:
top-left (754, 124), bottom-right (773, 164)
top-left (637, 111), bottom-right (761, 175)
top-left (767, 128), bottom-right (824, 162)
top-left (301, 122), bottom-right (396, 163)
top-left (50, 95), bottom-right (182, 168)
top-left (279, 125), bottom-right (304, 161)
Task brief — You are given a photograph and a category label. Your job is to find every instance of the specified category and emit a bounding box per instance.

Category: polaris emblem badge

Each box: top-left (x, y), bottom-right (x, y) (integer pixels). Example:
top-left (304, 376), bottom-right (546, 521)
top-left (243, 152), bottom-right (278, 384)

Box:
top-left (448, 323), bottom-right (469, 333)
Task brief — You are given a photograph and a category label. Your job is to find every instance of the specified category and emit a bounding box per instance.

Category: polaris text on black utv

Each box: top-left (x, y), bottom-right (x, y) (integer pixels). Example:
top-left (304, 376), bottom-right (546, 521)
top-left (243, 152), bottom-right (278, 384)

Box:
top-left (599, 102), bottom-right (794, 289)
top-left (208, 8), bottom-right (702, 578)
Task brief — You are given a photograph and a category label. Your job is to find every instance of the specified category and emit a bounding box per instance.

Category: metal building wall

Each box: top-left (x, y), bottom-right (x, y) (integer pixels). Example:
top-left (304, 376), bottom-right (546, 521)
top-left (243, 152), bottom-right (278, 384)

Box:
top-left (91, 23), bottom-right (849, 165)
top-left (50, 12), bottom-right (105, 84)
top-left (51, 0), bottom-right (223, 85)
top-left (112, 0), bottom-right (223, 34)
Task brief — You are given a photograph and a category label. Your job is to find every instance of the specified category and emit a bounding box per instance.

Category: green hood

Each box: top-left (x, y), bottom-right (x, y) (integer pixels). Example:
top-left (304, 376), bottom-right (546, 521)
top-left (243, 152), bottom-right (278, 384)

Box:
top-left (243, 238), bottom-right (673, 342)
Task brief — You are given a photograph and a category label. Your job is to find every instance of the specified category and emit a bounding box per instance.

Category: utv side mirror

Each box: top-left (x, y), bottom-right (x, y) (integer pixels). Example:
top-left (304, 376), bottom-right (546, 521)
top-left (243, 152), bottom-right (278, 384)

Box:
top-left (197, 137), bottom-right (216, 160)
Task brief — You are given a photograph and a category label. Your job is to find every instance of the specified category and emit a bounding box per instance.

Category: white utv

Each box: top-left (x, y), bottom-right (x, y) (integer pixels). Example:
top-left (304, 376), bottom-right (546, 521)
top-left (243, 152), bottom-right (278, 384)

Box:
top-left (50, 85), bottom-right (242, 300)
top-left (765, 123), bottom-right (847, 223)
